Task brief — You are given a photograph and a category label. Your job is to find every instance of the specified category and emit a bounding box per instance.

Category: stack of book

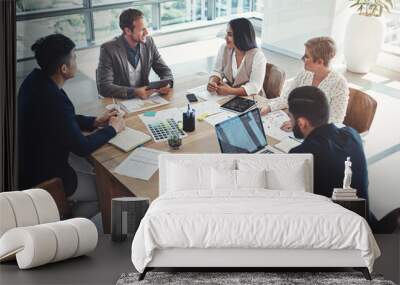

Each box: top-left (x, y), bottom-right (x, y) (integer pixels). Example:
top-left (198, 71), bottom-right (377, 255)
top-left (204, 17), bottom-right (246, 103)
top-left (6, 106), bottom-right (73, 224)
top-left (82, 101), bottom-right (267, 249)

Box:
top-left (332, 188), bottom-right (358, 200)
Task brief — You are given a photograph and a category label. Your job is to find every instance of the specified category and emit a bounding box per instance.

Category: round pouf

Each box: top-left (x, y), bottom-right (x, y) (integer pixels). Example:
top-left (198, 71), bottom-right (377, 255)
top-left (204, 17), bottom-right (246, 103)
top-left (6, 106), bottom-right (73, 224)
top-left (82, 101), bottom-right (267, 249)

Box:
top-left (111, 197), bottom-right (149, 242)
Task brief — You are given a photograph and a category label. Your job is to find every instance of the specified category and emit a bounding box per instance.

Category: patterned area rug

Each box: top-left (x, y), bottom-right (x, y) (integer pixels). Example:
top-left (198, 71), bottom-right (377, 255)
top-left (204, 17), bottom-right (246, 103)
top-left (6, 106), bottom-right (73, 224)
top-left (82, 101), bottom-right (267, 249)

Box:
top-left (116, 271), bottom-right (395, 285)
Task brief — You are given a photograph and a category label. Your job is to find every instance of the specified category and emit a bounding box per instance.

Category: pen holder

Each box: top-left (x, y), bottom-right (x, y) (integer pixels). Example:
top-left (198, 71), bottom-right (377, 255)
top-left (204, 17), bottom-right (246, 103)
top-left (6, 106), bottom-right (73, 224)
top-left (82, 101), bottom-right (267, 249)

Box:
top-left (183, 112), bottom-right (195, 132)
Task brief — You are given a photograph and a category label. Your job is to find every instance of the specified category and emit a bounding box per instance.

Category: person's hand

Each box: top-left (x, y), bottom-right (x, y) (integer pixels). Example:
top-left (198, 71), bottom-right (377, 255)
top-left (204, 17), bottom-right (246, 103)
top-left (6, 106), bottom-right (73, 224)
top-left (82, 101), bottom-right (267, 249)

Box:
top-left (94, 109), bottom-right (119, 128)
top-left (135, 87), bottom-right (157, 99)
top-left (215, 83), bottom-right (233, 96)
top-left (109, 115), bottom-right (125, 133)
top-left (207, 81), bottom-right (219, 92)
top-left (260, 105), bottom-right (271, 116)
top-left (280, 120), bottom-right (293, 132)
top-left (158, 85), bottom-right (171, 95)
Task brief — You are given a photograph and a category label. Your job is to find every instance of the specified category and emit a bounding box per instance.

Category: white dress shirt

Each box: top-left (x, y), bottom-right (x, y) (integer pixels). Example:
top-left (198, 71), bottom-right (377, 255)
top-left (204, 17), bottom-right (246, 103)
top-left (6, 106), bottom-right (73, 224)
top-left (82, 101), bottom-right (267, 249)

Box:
top-left (269, 70), bottom-right (350, 123)
top-left (211, 43), bottom-right (267, 96)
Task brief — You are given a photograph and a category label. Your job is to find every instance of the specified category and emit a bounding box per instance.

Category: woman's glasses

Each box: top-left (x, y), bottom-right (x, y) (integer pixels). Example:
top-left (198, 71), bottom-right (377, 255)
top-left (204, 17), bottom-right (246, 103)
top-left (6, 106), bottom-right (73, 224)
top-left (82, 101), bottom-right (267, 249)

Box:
top-left (301, 54), bottom-right (310, 61)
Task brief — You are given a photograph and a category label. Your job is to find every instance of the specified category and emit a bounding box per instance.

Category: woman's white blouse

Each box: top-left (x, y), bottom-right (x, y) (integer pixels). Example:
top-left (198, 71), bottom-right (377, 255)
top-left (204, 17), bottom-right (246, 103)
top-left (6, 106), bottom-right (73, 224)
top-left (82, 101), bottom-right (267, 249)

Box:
top-left (269, 70), bottom-right (350, 123)
top-left (211, 44), bottom-right (267, 96)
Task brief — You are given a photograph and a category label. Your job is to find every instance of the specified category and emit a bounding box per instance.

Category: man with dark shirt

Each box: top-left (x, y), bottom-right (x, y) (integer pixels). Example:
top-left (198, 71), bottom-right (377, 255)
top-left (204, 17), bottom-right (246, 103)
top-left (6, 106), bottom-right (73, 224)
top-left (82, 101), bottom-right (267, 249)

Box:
top-left (18, 34), bottom-right (125, 196)
top-left (287, 86), bottom-right (368, 201)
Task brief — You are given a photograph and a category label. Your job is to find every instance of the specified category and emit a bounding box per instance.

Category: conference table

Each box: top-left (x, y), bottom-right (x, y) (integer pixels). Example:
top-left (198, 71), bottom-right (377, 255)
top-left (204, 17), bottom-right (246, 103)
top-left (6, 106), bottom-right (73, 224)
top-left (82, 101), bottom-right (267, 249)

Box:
top-left (87, 72), bottom-right (276, 233)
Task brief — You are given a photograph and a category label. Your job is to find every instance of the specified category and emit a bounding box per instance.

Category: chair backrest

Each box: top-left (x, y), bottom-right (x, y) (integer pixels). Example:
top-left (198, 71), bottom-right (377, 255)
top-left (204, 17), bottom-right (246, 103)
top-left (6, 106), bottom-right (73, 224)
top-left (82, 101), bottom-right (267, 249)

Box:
top-left (36, 178), bottom-right (72, 220)
top-left (343, 88), bottom-right (377, 133)
top-left (95, 68), bottom-right (101, 96)
top-left (263, 63), bottom-right (286, 99)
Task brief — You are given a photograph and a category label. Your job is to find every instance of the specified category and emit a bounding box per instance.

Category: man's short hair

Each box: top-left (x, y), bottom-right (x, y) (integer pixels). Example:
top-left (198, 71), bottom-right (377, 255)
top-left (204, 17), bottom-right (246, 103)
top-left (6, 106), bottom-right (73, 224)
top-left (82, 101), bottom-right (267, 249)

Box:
top-left (31, 34), bottom-right (75, 76)
top-left (119, 9), bottom-right (144, 31)
top-left (288, 86), bottom-right (330, 127)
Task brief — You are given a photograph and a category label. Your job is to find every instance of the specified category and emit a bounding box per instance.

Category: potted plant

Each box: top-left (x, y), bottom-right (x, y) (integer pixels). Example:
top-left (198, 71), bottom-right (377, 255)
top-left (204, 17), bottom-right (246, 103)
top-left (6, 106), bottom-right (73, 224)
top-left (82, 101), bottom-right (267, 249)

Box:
top-left (167, 132), bottom-right (182, 150)
top-left (344, 0), bottom-right (393, 73)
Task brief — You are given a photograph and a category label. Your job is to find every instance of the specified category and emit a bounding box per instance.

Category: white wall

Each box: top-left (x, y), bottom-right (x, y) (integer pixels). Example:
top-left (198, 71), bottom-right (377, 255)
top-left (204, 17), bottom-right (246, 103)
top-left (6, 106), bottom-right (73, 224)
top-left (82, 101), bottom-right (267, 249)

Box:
top-left (261, 0), bottom-right (400, 72)
top-left (261, 0), bottom-right (345, 59)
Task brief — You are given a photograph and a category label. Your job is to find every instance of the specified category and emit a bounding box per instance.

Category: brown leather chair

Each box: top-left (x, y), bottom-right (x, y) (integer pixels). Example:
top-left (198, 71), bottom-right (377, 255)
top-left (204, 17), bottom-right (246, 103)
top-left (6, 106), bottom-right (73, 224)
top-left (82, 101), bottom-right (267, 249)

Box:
top-left (36, 178), bottom-right (72, 220)
top-left (343, 88), bottom-right (377, 134)
top-left (263, 63), bottom-right (286, 99)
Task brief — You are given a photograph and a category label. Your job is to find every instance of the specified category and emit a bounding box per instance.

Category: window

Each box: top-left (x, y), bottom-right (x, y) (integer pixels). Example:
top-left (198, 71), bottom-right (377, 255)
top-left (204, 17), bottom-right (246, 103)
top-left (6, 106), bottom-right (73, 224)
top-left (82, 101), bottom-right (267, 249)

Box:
top-left (17, 14), bottom-right (86, 59)
top-left (16, 0), bottom-right (83, 12)
top-left (93, 5), bottom-right (153, 44)
top-left (216, 0), bottom-right (251, 18)
top-left (92, 0), bottom-right (136, 6)
top-left (161, 0), bottom-right (207, 26)
top-left (255, 0), bottom-right (264, 14)
top-left (383, 0), bottom-right (400, 55)
top-left (16, 0), bottom-right (259, 60)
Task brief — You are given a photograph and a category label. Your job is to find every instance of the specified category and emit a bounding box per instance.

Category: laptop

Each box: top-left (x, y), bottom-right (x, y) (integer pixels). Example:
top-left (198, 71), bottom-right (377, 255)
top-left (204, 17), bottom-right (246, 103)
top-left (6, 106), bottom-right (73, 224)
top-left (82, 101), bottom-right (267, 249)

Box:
top-left (215, 108), bottom-right (281, 154)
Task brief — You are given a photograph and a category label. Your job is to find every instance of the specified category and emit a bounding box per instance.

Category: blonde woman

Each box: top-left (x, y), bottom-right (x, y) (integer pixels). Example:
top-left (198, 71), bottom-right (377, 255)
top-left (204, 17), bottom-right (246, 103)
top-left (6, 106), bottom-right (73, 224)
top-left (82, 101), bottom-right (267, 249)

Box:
top-left (207, 18), bottom-right (267, 96)
top-left (261, 37), bottom-right (349, 131)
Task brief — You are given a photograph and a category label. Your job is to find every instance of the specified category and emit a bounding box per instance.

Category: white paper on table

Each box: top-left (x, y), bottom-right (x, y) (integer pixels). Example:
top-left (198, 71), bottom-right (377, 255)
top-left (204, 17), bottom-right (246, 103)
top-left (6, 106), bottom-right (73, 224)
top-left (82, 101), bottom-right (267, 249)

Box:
top-left (119, 95), bottom-right (169, 113)
top-left (178, 101), bottom-right (221, 117)
top-left (139, 107), bottom-right (182, 125)
top-left (205, 111), bottom-right (237, 126)
top-left (187, 85), bottom-right (228, 102)
top-left (262, 110), bottom-right (294, 140)
top-left (273, 137), bottom-right (301, 153)
top-left (119, 98), bottom-right (144, 112)
top-left (114, 147), bottom-right (167, 180)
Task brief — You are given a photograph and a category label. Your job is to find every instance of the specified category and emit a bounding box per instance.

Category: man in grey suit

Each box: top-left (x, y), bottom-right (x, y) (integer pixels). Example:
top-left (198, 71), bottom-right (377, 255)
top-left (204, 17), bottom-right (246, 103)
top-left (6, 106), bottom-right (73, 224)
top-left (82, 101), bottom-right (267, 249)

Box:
top-left (97, 9), bottom-right (173, 99)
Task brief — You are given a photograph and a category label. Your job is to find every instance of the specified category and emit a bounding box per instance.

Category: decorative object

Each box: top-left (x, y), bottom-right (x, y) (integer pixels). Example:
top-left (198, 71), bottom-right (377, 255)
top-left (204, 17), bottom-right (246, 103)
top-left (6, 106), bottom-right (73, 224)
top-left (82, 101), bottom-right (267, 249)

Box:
top-left (167, 132), bottom-right (182, 150)
top-left (343, 156), bottom-right (353, 189)
top-left (0, 189), bottom-right (98, 269)
top-left (116, 271), bottom-right (395, 285)
top-left (332, 157), bottom-right (359, 200)
top-left (344, 0), bottom-right (393, 73)
top-left (111, 197), bottom-right (150, 242)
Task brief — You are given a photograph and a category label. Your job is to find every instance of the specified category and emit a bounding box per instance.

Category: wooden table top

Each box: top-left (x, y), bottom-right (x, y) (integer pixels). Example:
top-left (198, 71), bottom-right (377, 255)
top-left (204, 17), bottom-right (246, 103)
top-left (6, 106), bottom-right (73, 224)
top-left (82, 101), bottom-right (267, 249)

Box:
top-left (89, 72), bottom-right (274, 201)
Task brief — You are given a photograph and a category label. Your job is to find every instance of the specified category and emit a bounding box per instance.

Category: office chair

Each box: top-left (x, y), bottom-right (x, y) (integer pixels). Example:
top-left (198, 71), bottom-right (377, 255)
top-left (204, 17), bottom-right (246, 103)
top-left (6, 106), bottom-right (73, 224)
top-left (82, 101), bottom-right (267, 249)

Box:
top-left (263, 63), bottom-right (286, 99)
top-left (95, 68), bottom-right (104, 99)
top-left (343, 88), bottom-right (377, 135)
top-left (36, 178), bottom-right (72, 220)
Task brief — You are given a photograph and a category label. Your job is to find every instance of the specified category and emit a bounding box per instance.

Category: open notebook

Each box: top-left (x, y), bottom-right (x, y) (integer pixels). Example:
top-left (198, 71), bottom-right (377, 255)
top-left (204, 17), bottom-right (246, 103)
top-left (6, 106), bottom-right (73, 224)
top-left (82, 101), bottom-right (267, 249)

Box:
top-left (109, 127), bottom-right (152, 152)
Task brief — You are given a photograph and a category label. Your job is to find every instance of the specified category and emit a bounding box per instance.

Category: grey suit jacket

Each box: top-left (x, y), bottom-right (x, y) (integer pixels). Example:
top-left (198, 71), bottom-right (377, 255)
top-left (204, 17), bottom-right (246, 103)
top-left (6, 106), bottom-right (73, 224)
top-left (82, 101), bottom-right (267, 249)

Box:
top-left (97, 35), bottom-right (173, 98)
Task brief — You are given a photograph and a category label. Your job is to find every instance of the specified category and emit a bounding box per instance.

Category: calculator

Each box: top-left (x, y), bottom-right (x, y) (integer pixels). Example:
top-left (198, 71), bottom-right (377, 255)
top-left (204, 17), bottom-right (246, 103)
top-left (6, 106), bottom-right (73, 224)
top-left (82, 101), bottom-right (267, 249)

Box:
top-left (147, 118), bottom-right (187, 142)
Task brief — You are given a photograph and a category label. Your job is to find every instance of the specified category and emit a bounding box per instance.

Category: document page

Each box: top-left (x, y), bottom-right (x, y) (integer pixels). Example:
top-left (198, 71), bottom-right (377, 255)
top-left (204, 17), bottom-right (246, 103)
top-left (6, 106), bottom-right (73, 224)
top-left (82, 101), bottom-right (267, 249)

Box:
top-left (119, 95), bottom-right (169, 113)
top-left (262, 110), bottom-right (294, 140)
top-left (114, 147), bottom-right (167, 180)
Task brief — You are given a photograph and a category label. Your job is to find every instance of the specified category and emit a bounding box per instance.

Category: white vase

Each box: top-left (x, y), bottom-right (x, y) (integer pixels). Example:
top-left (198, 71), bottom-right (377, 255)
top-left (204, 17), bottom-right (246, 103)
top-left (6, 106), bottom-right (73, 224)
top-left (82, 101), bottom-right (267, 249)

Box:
top-left (344, 14), bottom-right (386, 74)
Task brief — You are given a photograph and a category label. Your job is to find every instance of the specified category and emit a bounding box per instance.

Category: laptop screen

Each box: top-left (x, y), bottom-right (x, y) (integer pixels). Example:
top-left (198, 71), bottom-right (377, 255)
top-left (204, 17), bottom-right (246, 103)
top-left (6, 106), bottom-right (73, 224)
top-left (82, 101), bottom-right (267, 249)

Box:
top-left (215, 108), bottom-right (267, 153)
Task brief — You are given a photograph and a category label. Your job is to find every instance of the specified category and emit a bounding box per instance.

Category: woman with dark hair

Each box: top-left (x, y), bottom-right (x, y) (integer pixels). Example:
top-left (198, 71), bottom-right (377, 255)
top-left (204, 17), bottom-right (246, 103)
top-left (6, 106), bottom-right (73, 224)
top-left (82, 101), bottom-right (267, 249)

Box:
top-left (207, 18), bottom-right (266, 96)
